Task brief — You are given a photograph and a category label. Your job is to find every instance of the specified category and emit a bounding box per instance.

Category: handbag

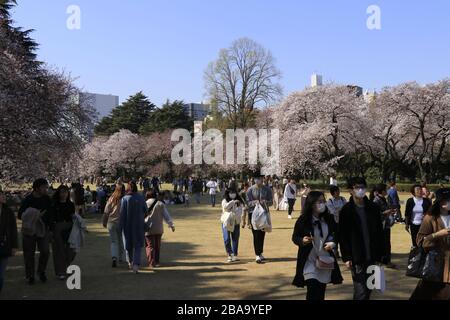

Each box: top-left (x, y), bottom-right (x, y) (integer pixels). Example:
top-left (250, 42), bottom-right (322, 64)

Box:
top-left (315, 255), bottom-right (335, 270)
top-left (405, 218), bottom-right (445, 282)
top-left (311, 223), bottom-right (335, 270)
top-left (144, 199), bottom-right (159, 232)
top-left (422, 249), bottom-right (444, 282)
top-left (289, 185), bottom-right (296, 196)
top-left (405, 246), bottom-right (426, 278)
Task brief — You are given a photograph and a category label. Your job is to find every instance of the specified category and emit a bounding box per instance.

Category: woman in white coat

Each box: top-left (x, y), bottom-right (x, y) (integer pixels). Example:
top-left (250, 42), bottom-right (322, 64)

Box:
top-left (221, 188), bottom-right (244, 263)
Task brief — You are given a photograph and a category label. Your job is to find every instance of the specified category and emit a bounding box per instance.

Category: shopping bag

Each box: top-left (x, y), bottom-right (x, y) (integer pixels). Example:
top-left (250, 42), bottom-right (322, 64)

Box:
top-left (221, 211), bottom-right (235, 232)
top-left (251, 203), bottom-right (272, 232)
top-left (279, 198), bottom-right (288, 211)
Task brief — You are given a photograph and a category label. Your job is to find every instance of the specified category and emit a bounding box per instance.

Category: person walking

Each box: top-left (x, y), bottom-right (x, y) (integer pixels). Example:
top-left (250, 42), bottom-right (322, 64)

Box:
top-left (410, 188), bottom-right (450, 300)
top-left (71, 182), bottom-right (85, 217)
top-left (103, 183), bottom-right (125, 268)
top-left (206, 178), bottom-right (218, 207)
top-left (221, 188), bottom-right (244, 263)
top-left (50, 185), bottom-right (76, 280)
top-left (339, 177), bottom-right (385, 300)
top-left (405, 184), bottom-right (433, 249)
top-left (370, 183), bottom-right (396, 268)
top-left (272, 180), bottom-right (283, 211)
top-left (239, 182), bottom-right (250, 229)
top-left (283, 179), bottom-right (297, 219)
top-left (193, 178), bottom-right (203, 204)
top-left (246, 176), bottom-right (273, 264)
top-left (329, 175), bottom-right (338, 187)
top-left (387, 181), bottom-right (403, 222)
top-left (292, 191), bottom-right (343, 300)
top-left (0, 186), bottom-right (18, 293)
top-left (18, 178), bottom-right (52, 285)
top-left (151, 176), bottom-right (160, 194)
top-left (120, 182), bottom-right (147, 273)
top-left (145, 191), bottom-right (175, 267)
top-left (299, 183), bottom-right (311, 213)
top-left (326, 185), bottom-right (346, 224)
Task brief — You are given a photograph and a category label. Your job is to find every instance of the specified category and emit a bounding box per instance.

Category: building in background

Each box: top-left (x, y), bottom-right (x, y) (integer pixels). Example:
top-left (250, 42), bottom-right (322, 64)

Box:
top-left (183, 103), bottom-right (211, 121)
top-left (80, 92), bottom-right (119, 120)
top-left (311, 73), bottom-right (323, 87)
top-left (346, 85), bottom-right (363, 97)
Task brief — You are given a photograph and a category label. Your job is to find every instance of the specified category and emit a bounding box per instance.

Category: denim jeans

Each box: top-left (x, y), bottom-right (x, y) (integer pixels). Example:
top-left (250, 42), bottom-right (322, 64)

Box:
top-left (210, 194), bottom-right (216, 207)
top-left (0, 258), bottom-right (8, 293)
top-left (222, 224), bottom-right (240, 256)
top-left (107, 222), bottom-right (125, 261)
top-left (122, 234), bottom-right (142, 267)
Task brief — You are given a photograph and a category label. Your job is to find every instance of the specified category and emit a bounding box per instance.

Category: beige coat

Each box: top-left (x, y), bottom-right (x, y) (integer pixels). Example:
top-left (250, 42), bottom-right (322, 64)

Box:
top-left (417, 214), bottom-right (450, 283)
top-left (145, 199), bottom-right (174, 236)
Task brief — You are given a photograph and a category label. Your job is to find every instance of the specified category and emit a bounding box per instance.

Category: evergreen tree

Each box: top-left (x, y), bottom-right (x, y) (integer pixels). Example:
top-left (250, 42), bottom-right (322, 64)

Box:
top-left (140, 100), bottom-right (193, 135)
top-left (94, 91), bottom-right (156, 135)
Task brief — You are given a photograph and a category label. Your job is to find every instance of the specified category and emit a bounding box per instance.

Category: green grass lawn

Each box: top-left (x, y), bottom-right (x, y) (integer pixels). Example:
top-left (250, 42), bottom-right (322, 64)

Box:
top-left (1, 192), bottom-right (419, 300)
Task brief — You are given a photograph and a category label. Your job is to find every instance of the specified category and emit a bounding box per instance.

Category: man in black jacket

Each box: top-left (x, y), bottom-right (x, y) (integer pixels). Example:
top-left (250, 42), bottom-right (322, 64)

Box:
top-left (18, 178), bottom-right (52, 285)
top-left (339, 177), bottom-right (385, 300)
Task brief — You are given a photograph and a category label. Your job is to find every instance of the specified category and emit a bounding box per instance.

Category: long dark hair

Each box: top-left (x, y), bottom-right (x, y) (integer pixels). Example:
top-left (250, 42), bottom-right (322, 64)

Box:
top-left (430, 198), bottom-right (449, 217)
top-left (224, 188), bottom-right (243, 204)
top-left (53, 185), bottom-right (71, 203)
top-left (369, 183), bottom-right (387, 201)
top-left (302, 191), bottom-right (330, 221)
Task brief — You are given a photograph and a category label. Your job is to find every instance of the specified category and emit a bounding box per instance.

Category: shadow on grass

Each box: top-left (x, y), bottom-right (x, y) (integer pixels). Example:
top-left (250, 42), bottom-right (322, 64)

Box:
top-left (0, 218), bottom-right (252, 300)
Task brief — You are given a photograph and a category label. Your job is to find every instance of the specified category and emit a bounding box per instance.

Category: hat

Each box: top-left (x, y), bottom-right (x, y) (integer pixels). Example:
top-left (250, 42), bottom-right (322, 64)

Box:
top-left (435, 188), bottom-right (450, 201)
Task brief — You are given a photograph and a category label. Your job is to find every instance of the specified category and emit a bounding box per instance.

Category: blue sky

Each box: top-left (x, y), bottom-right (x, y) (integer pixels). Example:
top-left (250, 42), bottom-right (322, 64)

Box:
top-left (11, 0), bottom-right (450, 105)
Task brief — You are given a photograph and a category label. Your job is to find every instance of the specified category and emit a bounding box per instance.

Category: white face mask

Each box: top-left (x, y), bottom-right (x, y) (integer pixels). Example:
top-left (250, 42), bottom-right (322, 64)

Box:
top-left (354, 188), bottom-right (366, 199)
top-left (229, 193), bottom-right (237, 200)
top-left (316, 203), bottom-right (326, 213)
top-left (443, 201), bottom-right (450, 212)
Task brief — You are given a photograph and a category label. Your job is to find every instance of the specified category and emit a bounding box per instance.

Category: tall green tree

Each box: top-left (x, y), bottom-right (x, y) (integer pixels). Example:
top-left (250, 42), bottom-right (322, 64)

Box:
top-left (140, 100), bottom-right (193, 135)
top-left (94, 91), bottom-right (156, 135)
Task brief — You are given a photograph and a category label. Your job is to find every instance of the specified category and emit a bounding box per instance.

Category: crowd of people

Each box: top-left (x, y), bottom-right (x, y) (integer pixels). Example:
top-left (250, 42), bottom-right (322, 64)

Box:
top-left (216, 175), bottom-right (450, 300)
top-left (0, 174), bottom-right (449, 301)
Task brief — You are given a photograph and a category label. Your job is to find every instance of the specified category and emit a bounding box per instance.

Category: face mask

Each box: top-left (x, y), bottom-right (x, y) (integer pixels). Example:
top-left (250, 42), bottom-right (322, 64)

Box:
top-left (229, 193), bottom-right (237, 199)
top-left (444, 202), bottom-right (450, 211)
top-left (317, 203), bottom-right (326, 213)
top-left (355, 188), bottom-right (366, 199)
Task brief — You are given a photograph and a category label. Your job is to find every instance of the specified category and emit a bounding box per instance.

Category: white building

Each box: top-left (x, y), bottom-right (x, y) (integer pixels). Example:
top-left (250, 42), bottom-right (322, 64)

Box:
top-left (311, 73), bottom-right (323, 87)
top-left (80, 92), bottom-right (119, 120)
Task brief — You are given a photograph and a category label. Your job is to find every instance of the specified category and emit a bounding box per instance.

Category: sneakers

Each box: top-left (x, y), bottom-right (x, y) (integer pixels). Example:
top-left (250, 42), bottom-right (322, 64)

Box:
top-left (132, 265), bottom-right (139, 274)
top-left (288, 215), bottom-right (293, 219)
top-left (232, 255), bottom-right (240, 262)
top-left (255, 256), bottom-right (263, 264)
top-left (260, 255), bottom-right (267, 261)
top-left (39, 273), bottom-right (47, 283)
top-left (227, 255), bottom-right (233, 263)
